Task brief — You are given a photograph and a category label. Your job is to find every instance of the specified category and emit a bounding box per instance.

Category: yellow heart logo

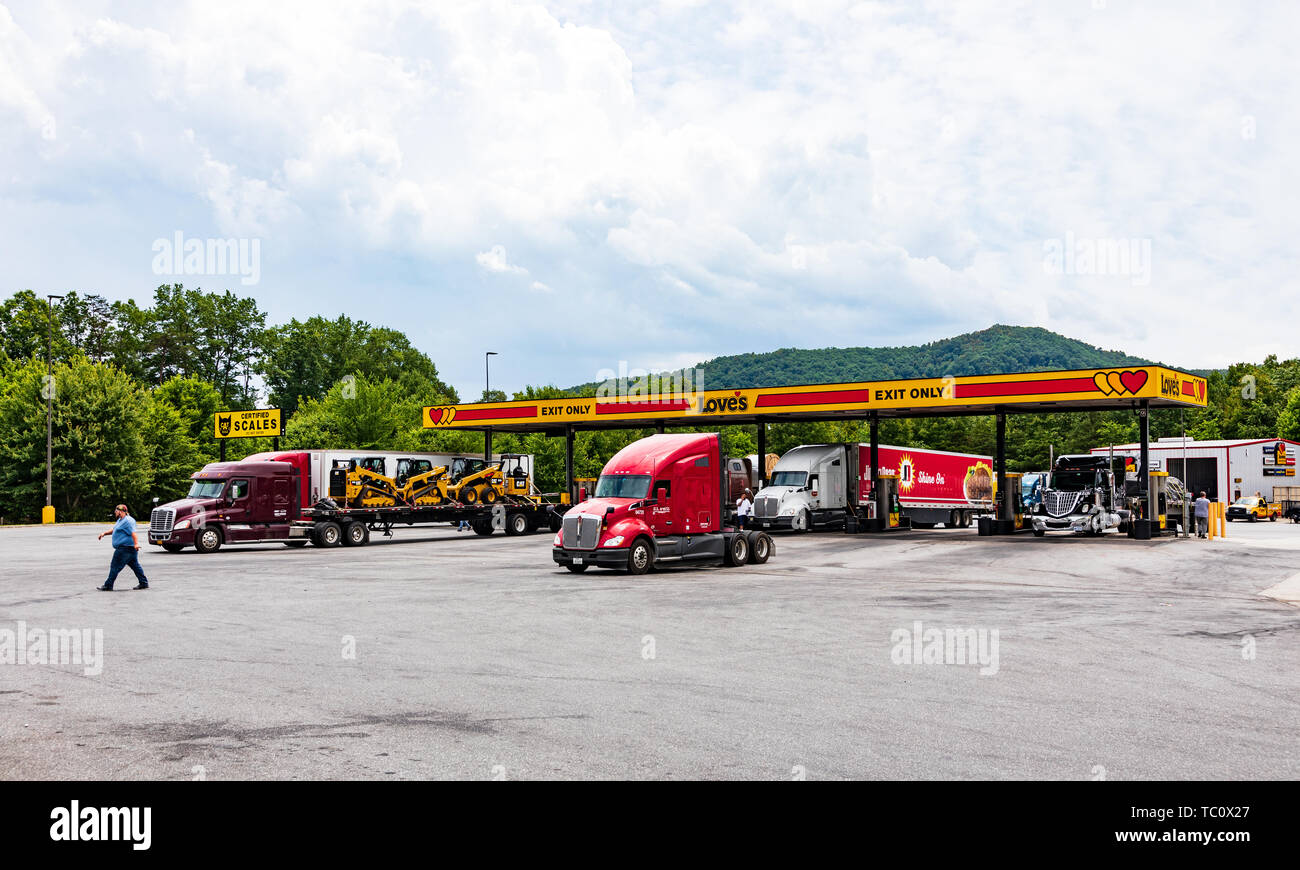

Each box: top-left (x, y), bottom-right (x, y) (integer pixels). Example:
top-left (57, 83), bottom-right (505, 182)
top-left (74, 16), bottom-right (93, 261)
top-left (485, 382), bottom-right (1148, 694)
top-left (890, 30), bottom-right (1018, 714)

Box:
top-left (1093, 372), bottom-right (1112, 395)
top-left (1107, 371), bottom-right (1124, 395)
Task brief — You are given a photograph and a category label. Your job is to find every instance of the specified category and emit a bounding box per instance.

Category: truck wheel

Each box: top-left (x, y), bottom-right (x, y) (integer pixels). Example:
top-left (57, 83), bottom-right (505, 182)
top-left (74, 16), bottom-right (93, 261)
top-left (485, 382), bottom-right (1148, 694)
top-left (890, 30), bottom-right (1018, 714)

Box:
top-left (505, 512), bottom-right (529, 536)
top-left (565, 563), bottom-right (588, 573)
top-left (746, 531), bottom-right (772, 564)
top-left (1033, 528), bottom-right (1045, 537)
top-left (1249, 514), bottom-right (1256, 522)
top-left (471, 519), bottom-right (494, 536)
top-left (723, 533), bottom-right (750, 567)
top-left (461, 487), bottom-right (479, 505)
top-left (284, 540), bottom-right (308, 548)
top-left (1270, 513), bottom-right (1277, 522)
top-left (627, 538), bottom-right (653, 575)
top-left (342, 521), bottom-right (370, 547)
top-left (162, 543), bottom-right (185, 553)
top-left (194, 527), bottom-right (223, 554)
top-left (548, 513), bottom-right (562, 533)
top-left (312, 521), bottom-right (343, 547)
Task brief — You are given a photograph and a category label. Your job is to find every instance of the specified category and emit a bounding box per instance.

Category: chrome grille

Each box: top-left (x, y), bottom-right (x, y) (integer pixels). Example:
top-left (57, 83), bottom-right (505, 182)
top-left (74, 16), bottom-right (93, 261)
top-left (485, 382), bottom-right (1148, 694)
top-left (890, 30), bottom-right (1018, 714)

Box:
top-left (755, 497), bottom-right (781, 519)
top-left (150, 507), bottom-right (175, 534)
top-left (561, 513), bottom-right (601, 550)
top-left (1044, 491), bottom-right (1083, 518)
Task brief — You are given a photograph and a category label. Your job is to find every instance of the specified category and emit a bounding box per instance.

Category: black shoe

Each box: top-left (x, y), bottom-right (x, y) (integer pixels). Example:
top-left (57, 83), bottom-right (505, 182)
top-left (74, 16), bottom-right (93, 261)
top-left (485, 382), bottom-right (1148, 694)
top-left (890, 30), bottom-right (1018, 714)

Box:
top-left (132, 584), bottom-right (149, 590)
top-left (97, 585), bottom-right (113, 591)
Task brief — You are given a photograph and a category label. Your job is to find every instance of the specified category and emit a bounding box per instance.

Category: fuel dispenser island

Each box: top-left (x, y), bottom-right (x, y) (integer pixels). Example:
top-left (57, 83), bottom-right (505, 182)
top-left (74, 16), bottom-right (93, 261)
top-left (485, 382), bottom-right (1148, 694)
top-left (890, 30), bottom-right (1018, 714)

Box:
top-left (868, 473), bottom-right (905, 531)
top-left (1130, 470), bottom-right (1172, 539)
top-left (1001, 471), bottom-right (1025, 532)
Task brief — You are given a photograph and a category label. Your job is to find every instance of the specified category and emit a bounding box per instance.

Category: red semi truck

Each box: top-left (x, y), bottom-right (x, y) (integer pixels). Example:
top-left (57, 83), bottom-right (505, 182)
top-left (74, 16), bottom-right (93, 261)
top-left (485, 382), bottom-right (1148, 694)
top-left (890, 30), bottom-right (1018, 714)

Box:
top-left (148, 451), bottom-right (559, 553)
top-left (552, 433), bottom-right (775, 574)
top-left (752, 443), bottom-right (996, 531)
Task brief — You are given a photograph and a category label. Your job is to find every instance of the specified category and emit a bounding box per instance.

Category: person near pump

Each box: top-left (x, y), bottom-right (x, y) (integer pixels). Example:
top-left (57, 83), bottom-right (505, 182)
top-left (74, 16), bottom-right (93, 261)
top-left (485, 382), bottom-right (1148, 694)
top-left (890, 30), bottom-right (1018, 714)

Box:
top-left (96, 504), bottom-right (150, 590)
top-left (736, 488), bottom-right (754, 529)
top-left (1194, 491), bottom-right (1211, 538)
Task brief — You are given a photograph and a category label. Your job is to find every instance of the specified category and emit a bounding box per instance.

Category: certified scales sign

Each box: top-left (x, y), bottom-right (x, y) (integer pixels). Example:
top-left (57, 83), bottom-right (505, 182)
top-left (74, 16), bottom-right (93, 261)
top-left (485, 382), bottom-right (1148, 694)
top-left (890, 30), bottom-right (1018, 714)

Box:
top-left (214, 408), bottom-right (282, 439)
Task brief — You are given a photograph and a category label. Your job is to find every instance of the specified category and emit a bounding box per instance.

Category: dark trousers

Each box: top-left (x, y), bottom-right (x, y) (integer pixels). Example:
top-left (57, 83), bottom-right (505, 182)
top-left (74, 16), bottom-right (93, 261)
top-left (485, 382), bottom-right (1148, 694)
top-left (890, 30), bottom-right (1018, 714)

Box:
top-left (105, 546), bottom-right (148, 588)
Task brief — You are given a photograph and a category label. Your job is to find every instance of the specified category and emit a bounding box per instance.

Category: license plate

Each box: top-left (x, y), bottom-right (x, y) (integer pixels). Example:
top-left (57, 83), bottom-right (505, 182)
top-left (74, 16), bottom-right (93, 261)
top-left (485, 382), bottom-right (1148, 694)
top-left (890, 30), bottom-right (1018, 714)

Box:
top-left (572, 557), bottom-right (584, 565)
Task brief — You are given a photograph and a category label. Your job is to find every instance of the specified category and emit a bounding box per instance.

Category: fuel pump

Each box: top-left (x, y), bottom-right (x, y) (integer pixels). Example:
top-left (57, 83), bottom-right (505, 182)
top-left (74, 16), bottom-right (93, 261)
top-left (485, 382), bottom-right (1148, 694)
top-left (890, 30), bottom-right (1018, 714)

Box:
top-left (1002, 472), bottom-right (1024, 531)
top-left (1147, 470), bottom-right (1171, 535)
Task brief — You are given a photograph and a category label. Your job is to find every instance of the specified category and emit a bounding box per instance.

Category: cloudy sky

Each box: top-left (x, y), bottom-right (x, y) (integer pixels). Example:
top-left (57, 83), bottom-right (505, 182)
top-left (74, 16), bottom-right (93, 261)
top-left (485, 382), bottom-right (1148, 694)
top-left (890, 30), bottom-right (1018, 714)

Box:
top-left (2, 1), bottom-right (1295, 397)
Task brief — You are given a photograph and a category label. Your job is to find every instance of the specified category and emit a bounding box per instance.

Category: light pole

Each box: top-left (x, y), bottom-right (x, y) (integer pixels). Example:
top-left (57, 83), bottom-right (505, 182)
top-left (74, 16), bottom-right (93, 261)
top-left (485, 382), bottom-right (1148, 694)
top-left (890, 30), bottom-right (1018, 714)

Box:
top-left (44, 294), bottom-right (64, 524)
top-left (484, 351), bottom-right (498, 460)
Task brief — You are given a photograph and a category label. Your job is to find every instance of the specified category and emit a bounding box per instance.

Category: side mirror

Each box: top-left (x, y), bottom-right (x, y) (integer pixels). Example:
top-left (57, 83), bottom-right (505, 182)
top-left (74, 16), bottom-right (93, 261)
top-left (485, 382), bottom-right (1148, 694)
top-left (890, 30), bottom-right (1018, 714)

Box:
top-left (578, 486), bottom-right (587, 502)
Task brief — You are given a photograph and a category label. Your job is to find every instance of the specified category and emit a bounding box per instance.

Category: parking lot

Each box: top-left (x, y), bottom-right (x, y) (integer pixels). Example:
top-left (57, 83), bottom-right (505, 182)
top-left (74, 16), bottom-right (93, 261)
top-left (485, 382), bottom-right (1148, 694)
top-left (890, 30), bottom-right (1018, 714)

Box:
top-left (2, 520), bottom-right (1298, 780)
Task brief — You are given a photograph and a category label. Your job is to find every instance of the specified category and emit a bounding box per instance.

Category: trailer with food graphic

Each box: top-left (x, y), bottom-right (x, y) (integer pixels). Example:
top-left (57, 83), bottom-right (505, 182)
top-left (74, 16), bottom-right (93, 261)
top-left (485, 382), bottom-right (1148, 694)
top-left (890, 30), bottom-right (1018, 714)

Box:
top-left (752, 443), bottom-right (994, 531)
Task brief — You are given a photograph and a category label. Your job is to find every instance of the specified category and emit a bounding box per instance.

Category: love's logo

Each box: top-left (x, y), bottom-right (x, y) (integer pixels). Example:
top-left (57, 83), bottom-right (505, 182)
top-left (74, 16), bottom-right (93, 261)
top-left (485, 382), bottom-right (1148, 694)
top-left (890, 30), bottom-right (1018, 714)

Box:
top-left (1092, 370), bottom-right (1149, 397)
top-left (427, 406), bottom-right (457, 425)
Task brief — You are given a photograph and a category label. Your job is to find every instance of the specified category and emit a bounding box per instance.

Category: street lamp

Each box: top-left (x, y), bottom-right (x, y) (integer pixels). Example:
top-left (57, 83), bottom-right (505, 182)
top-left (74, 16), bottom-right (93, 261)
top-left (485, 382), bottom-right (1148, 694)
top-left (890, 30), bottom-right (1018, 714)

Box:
top-left (44, 294), bottom-right (64, 524)
top-left (484, 351), bottom-right (498, 460)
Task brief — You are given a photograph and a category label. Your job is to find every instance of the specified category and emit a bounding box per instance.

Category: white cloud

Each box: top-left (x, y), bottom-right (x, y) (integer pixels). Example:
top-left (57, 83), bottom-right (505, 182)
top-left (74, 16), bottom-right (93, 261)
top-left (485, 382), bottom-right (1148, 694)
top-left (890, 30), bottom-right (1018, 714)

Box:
top-left (476, 245), bottom-right (529, 276)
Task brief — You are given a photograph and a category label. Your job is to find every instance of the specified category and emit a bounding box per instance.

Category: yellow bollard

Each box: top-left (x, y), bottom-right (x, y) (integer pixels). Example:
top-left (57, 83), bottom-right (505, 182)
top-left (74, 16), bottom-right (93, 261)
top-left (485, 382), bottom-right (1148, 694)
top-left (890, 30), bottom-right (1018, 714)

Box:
top-left (1206, 501), bottom-right (1226, 539)
top-left (41, 505), bottom-right (55, 524)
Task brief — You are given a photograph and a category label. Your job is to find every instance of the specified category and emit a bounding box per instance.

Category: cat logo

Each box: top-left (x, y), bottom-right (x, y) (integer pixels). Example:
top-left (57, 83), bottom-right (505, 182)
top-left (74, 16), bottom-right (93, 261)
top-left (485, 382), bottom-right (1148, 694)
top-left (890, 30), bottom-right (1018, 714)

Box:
top-left (217, 414), bottom-right (232, 437)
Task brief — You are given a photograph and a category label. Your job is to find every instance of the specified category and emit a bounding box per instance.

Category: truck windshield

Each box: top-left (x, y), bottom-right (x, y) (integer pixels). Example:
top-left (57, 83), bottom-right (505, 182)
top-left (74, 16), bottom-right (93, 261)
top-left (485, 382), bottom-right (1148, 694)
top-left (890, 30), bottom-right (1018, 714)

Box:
top-left (1233, 497), bottom-right (1258, 506)
top-left (769, 471), bottom-right (807, 487)
top-left (187, 480), bottom-right (226, 498)
top-left (1049, 470), bottom-right (1097, 491)
top-left (594, 474), bottom-right (651, 499)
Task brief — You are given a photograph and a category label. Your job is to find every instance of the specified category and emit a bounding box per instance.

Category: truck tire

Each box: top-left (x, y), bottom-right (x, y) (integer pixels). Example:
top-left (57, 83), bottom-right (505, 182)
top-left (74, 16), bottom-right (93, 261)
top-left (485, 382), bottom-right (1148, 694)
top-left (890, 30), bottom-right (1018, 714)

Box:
top-left (1033, 528), bottom-right (1045, 537)
top-left (1270, 513), bottom-right (1277, 522)
top-left (505, 511), bottom-right (529, 536)
top-left (284, 540), bottom-right (308, 548)
top-left (746, 531), bottom-right (772, 564)
top-left (627, 537), bottom-right (653, 575)
top-left (342, 521), bottom-right (370, 547)
top-left (312, 521), bottom-right (343, 547)
top-left (162, 543), bottom-right (185, 553)
top-left (194, 527), bottom-right (223, 554)
top-left (471, 519), bottom-right (494, 536)
top-left (794, 509), bottom-right (811, 532)
top-left (723, 532), bottom-right (750, 567)
top-left (548, 513), bottom-right (563, 533)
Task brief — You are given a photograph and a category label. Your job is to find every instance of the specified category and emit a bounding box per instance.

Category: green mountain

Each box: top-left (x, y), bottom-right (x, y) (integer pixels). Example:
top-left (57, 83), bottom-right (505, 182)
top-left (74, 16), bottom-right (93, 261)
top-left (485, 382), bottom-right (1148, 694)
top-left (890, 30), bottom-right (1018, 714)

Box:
top-left (571, 325), bottom-right (1154, 393)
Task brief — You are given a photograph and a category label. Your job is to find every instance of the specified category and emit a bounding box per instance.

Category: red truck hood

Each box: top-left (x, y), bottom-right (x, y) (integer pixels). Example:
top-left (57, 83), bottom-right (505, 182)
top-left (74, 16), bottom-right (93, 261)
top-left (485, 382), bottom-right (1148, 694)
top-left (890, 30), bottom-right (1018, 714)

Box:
top-left (569, 497), bottom-right (637, 517)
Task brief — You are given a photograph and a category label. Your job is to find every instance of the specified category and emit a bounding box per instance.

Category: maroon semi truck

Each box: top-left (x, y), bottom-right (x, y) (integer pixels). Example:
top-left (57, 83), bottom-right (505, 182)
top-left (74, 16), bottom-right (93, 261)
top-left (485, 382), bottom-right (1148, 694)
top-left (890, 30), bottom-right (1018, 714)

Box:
top-left (149, 452), bottom-right (561, 553)
top-left (552, 432), bottom-right (774, 574)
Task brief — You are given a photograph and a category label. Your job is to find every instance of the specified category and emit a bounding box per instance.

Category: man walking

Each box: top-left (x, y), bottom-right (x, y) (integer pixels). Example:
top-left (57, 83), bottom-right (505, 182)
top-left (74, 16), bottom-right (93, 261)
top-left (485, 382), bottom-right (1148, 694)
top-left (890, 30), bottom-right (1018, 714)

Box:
top-left (1194, 491), bottom-right (1211, 539)
top-left (97, 504), bottom-right (150, 590)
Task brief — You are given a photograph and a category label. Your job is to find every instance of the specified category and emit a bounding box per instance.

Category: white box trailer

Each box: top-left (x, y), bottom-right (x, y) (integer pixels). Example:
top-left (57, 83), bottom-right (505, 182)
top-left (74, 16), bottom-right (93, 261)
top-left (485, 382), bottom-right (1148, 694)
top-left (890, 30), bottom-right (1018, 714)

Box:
top-left (1089, 438), bottom-right (1298, 504)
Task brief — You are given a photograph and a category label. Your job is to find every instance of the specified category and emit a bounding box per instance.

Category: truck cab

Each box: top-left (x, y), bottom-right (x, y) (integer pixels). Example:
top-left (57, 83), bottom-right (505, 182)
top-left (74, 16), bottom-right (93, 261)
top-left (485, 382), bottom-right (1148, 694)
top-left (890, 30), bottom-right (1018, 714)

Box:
top-left (552, 433), bottom-right (773, 574)
top-left (1030, 455), bottom-right (1127, 536)
top-left (752, 444), bottom-right (847, 531)
top-left (148, 460), bottom-right (302, 553)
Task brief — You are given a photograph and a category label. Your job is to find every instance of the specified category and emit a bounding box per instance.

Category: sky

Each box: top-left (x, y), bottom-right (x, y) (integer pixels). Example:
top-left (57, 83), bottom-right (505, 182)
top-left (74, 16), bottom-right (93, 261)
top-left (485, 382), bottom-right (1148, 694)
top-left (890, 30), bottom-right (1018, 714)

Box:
top-left (2, 0), bottom-right (1296, 399)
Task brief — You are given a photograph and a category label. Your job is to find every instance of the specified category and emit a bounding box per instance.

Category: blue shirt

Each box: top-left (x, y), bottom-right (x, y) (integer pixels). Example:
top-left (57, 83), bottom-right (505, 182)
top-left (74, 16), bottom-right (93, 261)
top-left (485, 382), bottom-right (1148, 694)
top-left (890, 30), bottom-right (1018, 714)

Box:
top-left (112, 515), bottom-right (137, 547)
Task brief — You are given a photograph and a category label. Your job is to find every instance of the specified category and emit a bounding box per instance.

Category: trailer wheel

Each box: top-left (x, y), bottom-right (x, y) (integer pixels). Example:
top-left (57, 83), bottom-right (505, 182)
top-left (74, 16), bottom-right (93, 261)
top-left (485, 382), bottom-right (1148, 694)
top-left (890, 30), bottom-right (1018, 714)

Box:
top-left (194, 527), bottom-right (223, 554)
top-left (162, 543), bottom-right (185, 553)
top-left (505, 511), bottom-right (529, 536)
top-left (627, 537), bottom-right (653, 575)
top-left (312, 521), bottom-right (343, 547)
top-left (723, 532), bottom-right (750, 567)
top-left (746, 531), bottom-right (772, 564)
top-left (284, 540), bottom-right (308, 548)
top-left (471, 519), bottom-right (494, 536)
top-left (342, 521), bottom-right (370, 547)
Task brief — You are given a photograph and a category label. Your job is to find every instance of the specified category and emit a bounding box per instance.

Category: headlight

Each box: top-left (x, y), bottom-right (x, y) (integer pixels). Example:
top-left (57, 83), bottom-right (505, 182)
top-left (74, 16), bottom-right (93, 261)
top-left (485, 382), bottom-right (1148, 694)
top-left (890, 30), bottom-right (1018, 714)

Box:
top-left (174, 519), bottom-right (191, 529)
top-left (553, 531), bottom-right (562, 546)
top-left (602, 536), bottom-right (625, 547)
top-left (778, 507), bottom-right (795, 516)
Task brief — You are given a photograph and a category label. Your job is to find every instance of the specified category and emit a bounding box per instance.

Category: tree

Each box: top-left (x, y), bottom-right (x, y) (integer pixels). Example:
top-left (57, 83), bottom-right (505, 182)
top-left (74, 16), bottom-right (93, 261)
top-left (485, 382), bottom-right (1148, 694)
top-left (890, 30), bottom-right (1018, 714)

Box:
top-left (284, 375), bottom-right (431, 450)
top-left (1277, 387), bottom-right (1300, 441)
top-left (0, 357), bottom-right (154, 522)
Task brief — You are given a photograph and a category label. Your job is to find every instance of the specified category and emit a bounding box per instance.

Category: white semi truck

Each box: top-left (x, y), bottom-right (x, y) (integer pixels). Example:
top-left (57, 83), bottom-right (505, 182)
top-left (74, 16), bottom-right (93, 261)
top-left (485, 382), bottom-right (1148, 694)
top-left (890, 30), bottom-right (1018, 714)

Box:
top-left (752, 443), bottom-right (996, 531)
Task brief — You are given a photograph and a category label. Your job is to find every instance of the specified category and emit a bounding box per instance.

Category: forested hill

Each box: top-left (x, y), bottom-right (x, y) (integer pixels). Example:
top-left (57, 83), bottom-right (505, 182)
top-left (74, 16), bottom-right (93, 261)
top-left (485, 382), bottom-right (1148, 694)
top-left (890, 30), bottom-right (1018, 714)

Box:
top-left (572, 325), bottom-right (1154, 393)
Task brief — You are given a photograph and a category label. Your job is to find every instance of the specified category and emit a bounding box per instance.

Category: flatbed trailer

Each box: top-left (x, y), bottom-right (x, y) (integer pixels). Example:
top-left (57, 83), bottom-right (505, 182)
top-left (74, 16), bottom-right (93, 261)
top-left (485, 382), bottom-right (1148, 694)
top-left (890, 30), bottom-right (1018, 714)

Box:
top-left (295, 500), bottom-right (564, 547)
